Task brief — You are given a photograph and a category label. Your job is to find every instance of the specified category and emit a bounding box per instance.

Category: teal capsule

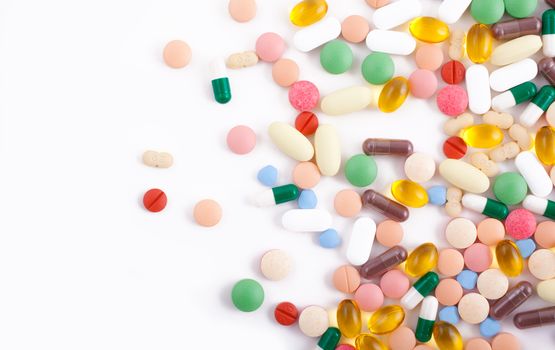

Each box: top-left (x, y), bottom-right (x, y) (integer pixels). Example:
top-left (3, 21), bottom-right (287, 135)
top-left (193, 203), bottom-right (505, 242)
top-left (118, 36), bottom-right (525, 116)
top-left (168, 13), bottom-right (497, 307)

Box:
top-left (210, 60), bottom-right (231, 104)
top-left (492, 82), bottom-right (537, 111)
top-left (401, 272), bottom-right (439, 310)
top-left (520, 85), bottom-right (555, 127)
top-left (523, 195), bottom-right (555, 220)
top-left (253, 184), bottom-right (300, 206)
top-left (316, 327), bottom-right (341, 350)
top-left (462, 194), bottom-right (509, 220)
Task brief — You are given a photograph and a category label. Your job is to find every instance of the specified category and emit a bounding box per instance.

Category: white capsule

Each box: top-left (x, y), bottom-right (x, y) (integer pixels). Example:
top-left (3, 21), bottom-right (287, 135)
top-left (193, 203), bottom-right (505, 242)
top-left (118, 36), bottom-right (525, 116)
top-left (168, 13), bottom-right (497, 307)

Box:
top-left (373, 0), bottom-right (422, 30)
top-left (281, 209), bottom-right (332, 232)
top-left (438, 0), bottom-right (472, 24)
top-left (420, 296), bottom-right (439, 321)
top-left (366, 30), bottom-right (417, 55)
top-left (293, 17), bottom-right (341, 52)
top-left (346, 217), bottom-right (376, 266)
top-left (401, 287), bottom-right (423, 310)
top-left (543, 33), bottom-right (555, 57)
top-left (466, 65), bottom-right (491, 114)
top-left (515, 151), bottom-right (553, 197)
top-left (461, 193), bottom-right (488, 213)
top-left (491, 91), bottom-right (517, 112)
top-left (489, 59), bottom-right (538, 92)
top-left (523, 195), bottom-right (549, 215)
top-left (520, 103), bottom-right (545, 127)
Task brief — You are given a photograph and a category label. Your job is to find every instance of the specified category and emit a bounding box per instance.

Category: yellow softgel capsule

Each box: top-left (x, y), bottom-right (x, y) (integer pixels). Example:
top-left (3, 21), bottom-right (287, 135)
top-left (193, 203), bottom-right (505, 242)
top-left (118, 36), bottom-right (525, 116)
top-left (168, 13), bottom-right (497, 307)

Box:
top-left (495, 239), bottom-right (524, 277)
top-left (405, 243), bottom-right (438, 277)
top-left (367, 305), bottom-right (405, 334)
top-left (462, 124), bottom-right (504, 148)
top-left (409, 17), bottom-right (450, 43)
top-left (391, 179), bottom-right (429, 208)
top-left (337, 299), bottom-right (362, 339)
top-left (535, 126), bottom-right (555, 165)
top-left (433, 321), bottom-right (463, 350)
top-left (355, 334), bottom-right (387, 350)
top-left (467, 23), bottom-right (493, 64)
top-left (290, 0), bottom-right (328, 27)
top-left (378, 77), bottom-right (409, 113)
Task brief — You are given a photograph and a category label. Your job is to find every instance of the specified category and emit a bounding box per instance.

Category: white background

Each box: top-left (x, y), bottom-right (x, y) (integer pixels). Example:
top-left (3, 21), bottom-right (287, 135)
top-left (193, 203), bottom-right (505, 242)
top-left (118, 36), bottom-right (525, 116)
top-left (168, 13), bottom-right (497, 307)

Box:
top-left (1, 0), bottom-right (554, 349)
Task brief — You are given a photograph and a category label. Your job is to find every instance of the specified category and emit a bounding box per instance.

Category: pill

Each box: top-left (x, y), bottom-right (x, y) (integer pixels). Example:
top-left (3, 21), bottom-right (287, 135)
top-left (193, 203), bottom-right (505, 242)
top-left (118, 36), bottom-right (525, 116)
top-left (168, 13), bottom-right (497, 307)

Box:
top-left (294, 17), bottom-right (341, 52)
top-left (437, 85), bottom-right (469, 117)
top-left (378, 77), bottom-right (409, 113)
top-left (477, 218), bottom-right (505, 246)
top-left (228, 0), bottom-right (256, 22)
top-left (409, 69), bottom-right (438, 99)
top-left (534, 220), bottom-right (555, 248)
top-left (298, 189), bottom-right (317, 209)
top-left (469, 152), bottom-right (499, 177)
top-left (467, 24), bottom-right (493, 64)
top-left (424, 186), bottom-right (445, 207)
top-left (435, 278), bottom-right (463, 306)
top-left (361, 52), bottom-right (394, 85)
top-left (372, 0), bottom-right (422, 30)
top-left (443, 136), bottom-right (467, 159)
top-left (363, 138), bottom-right (413, 156)
top-left (274, 301), bottom-right (298, 326)
top-left (226, 51), bottom-right (258, 69)
top-left (514, 306), bottom-right (555, 329)
top-left (401, 272), bottom-right (439, 310)
top-left (536, 126), bottom-right (555, 165)
top-left (260, 249), bottom-right (291, 281)
top-left (333, 265), bottom-right (361, 293)
top-left (477, 269), bottom-right (508, 300)
top-left (337, 299), bottom-right (361, 338)
top-left (388, 326), bottom-right (416, 350)
top-left (483, 111), bottom-right (514, 130)
top-left (458, 293), bottom-right (489, 324)
top-left (505, 209), bottom-right (536, 240)
top-left (491, 333), bottom-right (520, 350)
top-left (415, 296), bottom-right (438, 343)
top-left (366, 0), bottom-right (390, 9)
top-left (341, 15), bottom-right (370, 44)
top-left (520, 85), bottom-right (555, 127)
top-left (491, 82), bottom-right (537, 112)
top-left (441, 60), bottom-right (466, 84)
top-left (346, 217), bottom-right (376, 266)
top-left (462, 194), bottom-right (509, 221)
top-left (375, 220), bottom-right (404, 247)
top-left (354, 283), bottom-right (384, 312)
top-left (489, 58), bottom-right (538, 92)
top-left (415, 45), bottom-right (444, 71)
top-left (290, 0), bottom-right (327, 27)
top-left (272, 58), bottom-right (299, 87)
top-left (492, 17), bottom-right (542, 40)
top-left (314, 124), bottom-right (341, 176)
top-left (438, 0), bottom-right (471, 24)
top-left (193, 199), bottom-right (222, 227)
top-left (231, 279), bottom-right (264, 312)
top-left (440, 159), bottom-right (490, 193)
top-left (437, 249), bottom-right (464, 277)
top-left (143, 188), bottom-right (167, 212)
top-left (504, 0), bottom-right (537, 18)
top-left (317, 327), bottom-right (342, 350)
top-left (470, 0), bottom-right (504, 25)
top-left (361, 189), bottom-right (410, 222)
top-left (281, 209), bottom-right (332, 232)
top-left (489, 281), bottom-right (533, 320)
top-left (480, 318), bottom-right (501, 338)
top-left (491, 35), bottom-right (542, 66)
top-left (355, 334), bottom-right (388, 350)
top-left (537, 279), bottom-right (555, 303)
top-left (334, 189), bottom-right (362, 218)
top-left (252, 184), bottom-right (299, 207)
top-left (463, 125), bottom-right (504, 149)
top-left (488, 142), bottom-right (520, 163)
top-left (528, 249), bottom-right (555, 280)
top-left (227, 125), bottom-right (256, 154)
top-left (465, 243), bottom-right (493, 273)
top-left (434, 322), bottom-right (464, 350)
top-left (257, 165), bottom-right (277, 187)
top-left (380, 270), bottom-right (410, 299)
top-left (299, 305), bottom-right (329, 337)
top-left (508, 124), bottom-right (532, 150)
top-left (515, 238), bottom-right (536, 258)
top-left (544, 10), bottom-right (555, 57)
top-left (268, 122), bottom-right (314, 161)
top-left (391, 180), bottom-right (428, 208)
top-left (368, 305), bottom-right (405, 334)
top-left (361, 246), bottom-right (407, 279)
top-left (319, 229), bottom-right (341, 249)
top-left (457, 269), bottom-right (478, 290)
top-left (446, 187), bottom-right (463, 217)
top-left (495, 240), bottom-right (523, 277)
top-left (345, 154), bottom-right (377, 187)
top-left (210, 59), bottom-right (232, 104)
top-left (293, 162), bottom-right (321, 189)
top-left (539, 57), bottom-right (555, 85)
top-left (320, 86), bottom-right (372, 115)
top-left (410, 16), bottom-right (449, 43)
top-left (404, 152), bottom-right (435, 183)
top-left (142, 150), bottom-right (173, 168)
top-left (289, 80), bottom-right (320, 111)
top-left (439, 306), bottom-right (460, 324)
top-left (366, 30), bottom-right (416, 56)
top-left (445, 218), bottom-right (477, 249)
top-left (466, 64), bottom-right (491, 114)
top-left (515, 151), bottom-right (553, 197)
top-left (320, 39), bottom-right (353, 74)
top-left (444, 113), bottom-right (474, 136)
top-left (163, 40), bottom-right (192, 68)
top-left (449, 29), bottom-right (466, 60)
top-left (405, 243), bottom-right (438, 278)
top-left (295, 111), bottom-right (318, 136)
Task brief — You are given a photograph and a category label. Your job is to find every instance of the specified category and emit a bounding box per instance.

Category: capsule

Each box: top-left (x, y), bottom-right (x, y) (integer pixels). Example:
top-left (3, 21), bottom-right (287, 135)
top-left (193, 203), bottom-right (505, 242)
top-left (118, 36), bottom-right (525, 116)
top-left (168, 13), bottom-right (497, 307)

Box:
top-left (549, 0), bottom-right (555, 8)
top-left (520, 85), bottom-right (555, 127)
top-left (543, 10), bottom-right (555, 57)
top-left (514, 306), bottom-right (555, 329)
top-left (362, 139), bottom-right (413, 156)
top-left (462, 124), bottom-right (504, 148)
top-left (539, 57), bottom-right (555, 86)
top-left (523, 195), bottom-right (555, 220)
top-left (491, 17), bottom-right (542, 40)
top-left (490, 281), bottom-right (533, 320)
top-left (290, 0), bottom-right (328, 27)
top-left (355, 334), bottom-right (387, 350)
top-left (210, 59), bottom-right (232, 104)
top-left (535, 126), bottom-right (555, 165)
top-left (416, 296), bottom-right (438, 342)
top-left (401, 272), bottom-right (439, 310)
top-left (495, 240), bottom-right (524, 277)
top-left (391, 180), bottom-right (429, 208)
top-left (253, 184), bottom-right (299, 207)
top-left (378, 77), bottom-right (409, 113)
top-left (405, 243), bottom-right (438, 278)
top-left (361, 189), bottom-right (410, 222)
top-left (360, 246), bottom-right (408, 279)
top-left (337, 300), bottom-right (361, 338)
top-left (409, 17), bottom-right (450, 43)
top-left (367, 305), bottom-right (405, 334)
top-left (467, 24), bottom-right (493, 64)
top-left (491, 81), bottom-right (537, 112)
top-left (315, 327), bottom-right (341, 350)
top-left (461, 193), bottom-right (509, 220)
top-left (433, 321), bottom-right (463, 350)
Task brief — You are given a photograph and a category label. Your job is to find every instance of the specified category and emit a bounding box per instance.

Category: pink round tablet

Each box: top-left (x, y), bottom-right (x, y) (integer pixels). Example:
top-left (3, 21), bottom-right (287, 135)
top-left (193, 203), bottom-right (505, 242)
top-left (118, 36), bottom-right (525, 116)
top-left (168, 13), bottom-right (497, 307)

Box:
top-left (409, 69), bottom-right (438, 99)
top-left (435, 278), bottom-right (463, 306)
top-left (437, 85), bottom-right (469, 117)
top-left (255, 32), bottom-right (285, 62)
top-left (388, 326), bottom-right (416, 350)
top-left (289, 80), bottom-right (320, 111)
top-left (415, 44), bottom-right (444, 71)
top-left (380, 269), bottom-right (409, 299)
top-left (464, 243), bottom-right (493, 272)
top-left (354, 283), bottom-right (384, 312)
top-left (535, 221), bottom-right (555, 248)
top-left (226, 125), bottom-right (256, 154)
top-left (505, 209), bottom-right (536, 240)
top-left (376, 220), bottom-right (404, 247)
top-left (437, 248), bottom-right (465, 277)
top-left (466, 338), bottom-right (492, 350)
top-left (477, 218), bottom-right (505, 246)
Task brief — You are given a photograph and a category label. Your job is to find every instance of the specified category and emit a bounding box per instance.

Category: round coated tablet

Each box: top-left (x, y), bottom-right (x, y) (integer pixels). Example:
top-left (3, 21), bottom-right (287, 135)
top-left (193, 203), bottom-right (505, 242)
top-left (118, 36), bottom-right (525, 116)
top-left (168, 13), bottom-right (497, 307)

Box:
top-left (464, 243), bottom-right (493, 272)
top-left (437, 85), bottom-right (469, 117)
top-left (163, 40), bottom-right (192, 68)
top-left (446, 218), bottom-right (477, 249)
top-left (466, 338), bottom-right (492, 350)
top-left (477, 218), bottom-right (505, 246)
top-left (404, 152), bottom-right (436, 183)
top-left (477, 268), bottom-right (509, 300)
top-left (341, 15), bottom-right (370, 43)
top-left (528, 249), bottom-right (555, 280)
top-left (193, 199), bottom-right (222, 227)
top-left (334, 189), bottom-right (362, 217)
top-left (289, 80), bottom-right (320, 111)
top-left (354, 283), bottom-right (384, 312)
top-left (260, 249), bottom-right (292, 281)
top-left (298, 305), bottom-right (329, 337)
top-left (388, 326), bottom-right (416, 350)
top-left (437, 248), bottom-right (464, 276)
top-left (228, 0), bottom-right (257, 22)
top-left (231, 278), bottom-right (264, 312)
top-left (143, 188), bottom-right (167, 213)
top-left (491, 333), bottom-right (520, 350)
top-left (415, 44), bottom-right (444, 71)
top-left (443, 136), bottom-right (467, 159)
top-left (376, 220), bottom-right (404, 247)
top-left (255, 32), bottom-right (285, 62)
top-left (227, 125), bottom-right (256, 154)
top-left (295, 111), bottom-right (318, 135)
top-left (409, 69), bottom-right (438, 99)
top-left (458, 293), bottom-right (489, 324)
top-left (535, 221), bottom-right (555, 248)
top-left (505, 209), bottom-right (536, 240)
top-left (441, 60), bottom-right (466, 84)
top-left (293, 162), bottom-right (321, 189)
top-left (435, 278), bottom-right (463, 306)
top-left (333, 265), bottom-right (361, 293)
top-left (274, 301), bottom-right (298, 326)
top-left (272, 58), bottom-right (299, 87)
top-left (380, 269), bottom-right (409, 299)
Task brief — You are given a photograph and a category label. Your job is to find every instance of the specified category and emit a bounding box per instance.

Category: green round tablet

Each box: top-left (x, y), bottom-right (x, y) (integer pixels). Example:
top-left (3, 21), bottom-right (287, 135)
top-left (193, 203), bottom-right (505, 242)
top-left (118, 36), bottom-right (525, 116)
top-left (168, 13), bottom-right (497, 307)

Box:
top-left (231, 279), bottom-right (264, 312)
top-left (504, 0), bottom-right (537, 18)
top-left (361, 52), bottom-right (394, 85)
top-left (471, 0), bottom-right (505, 24)
top-left (320, 40), bottom-right (353, 74)
top-left (493, 172), bottom-right (528, 206)
top-left (345, 154), bottom-right (378, 187)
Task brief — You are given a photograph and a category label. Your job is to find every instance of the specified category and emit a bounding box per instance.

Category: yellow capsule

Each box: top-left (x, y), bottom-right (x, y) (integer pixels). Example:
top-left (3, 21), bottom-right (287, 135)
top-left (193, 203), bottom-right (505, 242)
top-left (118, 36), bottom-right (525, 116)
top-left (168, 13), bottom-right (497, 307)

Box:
top-left (378, 77), bottom-right (409, 113)
top-left (467, 23), bottom-right (493, 64)
top-left (337, 299), bottom-right (362, 338)
top-left (433, 321), bottom-right (463, 350)
top-left (409, 17), bottom-right (450, 43)
top-left (391, 180), bottom-right (429, 208)
top-left (405, 243), bottom-right (439, 278)
top-left (496, 239), bottom-right (524, 277)
top-left (367, 305), bottom-right (405, 334)
top-left (290, 0), bottom-right (328, 27)
top-left (355, 334), bottom-right (387, 350)
top-left (535, 126), bottom-right (555, 165)
top-left (462, 124), bottom-right (504, 148)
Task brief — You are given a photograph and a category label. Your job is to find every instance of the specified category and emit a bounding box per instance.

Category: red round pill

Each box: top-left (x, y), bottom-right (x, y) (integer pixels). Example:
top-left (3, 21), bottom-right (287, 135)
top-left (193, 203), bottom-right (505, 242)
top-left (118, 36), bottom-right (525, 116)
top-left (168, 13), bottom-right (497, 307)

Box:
top-left (443, 136), bottom-right (468, 159)
top-left (295, 111), bottom-right (319, 136)
top-left (274, 301), bottom-right (298, 326)
top-left (441, 60), bottom-right (466, 85)
top-left (143, 188), bottom-right (167, 212)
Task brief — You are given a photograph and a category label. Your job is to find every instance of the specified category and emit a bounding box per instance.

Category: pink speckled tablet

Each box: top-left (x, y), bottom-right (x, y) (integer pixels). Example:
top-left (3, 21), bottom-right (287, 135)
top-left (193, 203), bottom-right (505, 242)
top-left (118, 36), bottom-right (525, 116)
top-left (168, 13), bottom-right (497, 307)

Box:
top-left (255, 32), bottom-right (285, 62)
top-left (380, 269), bottom-right (409, 299)
top-left (437, 85), bottom-right (469, 117)
top-left (388, 326), bottom-right (416, 350)
top-left (535, 221), bottom-right (555, 248)
top-left (505, 209), bottom-right (536, 240)
top-left (409, 69), bottom-right (438, 99)
top-left (464, 243), bottom-right (493, 272)
top-left (354, 283), bottom-right (384, 311)
top-left (289, 80), bottom-right (320, 111)
top-left (435, 278), bottom-right (463, 306)
top-left (376, 220), bottom-right (404, 247)
top-left (492, 333), bottom-right (520, 350)
top-left (333, 265), bottom-right (361, 294)
top-left (477, 218), bottom-right (505, 246)
top-left (438, 248), bottom-right (464, 276)
top-left (226, 125), bottom-right (256, 154)
top-left (466, 337), bottom-right (492, 350)
top-left (415, 44), bottom-right (444, 71)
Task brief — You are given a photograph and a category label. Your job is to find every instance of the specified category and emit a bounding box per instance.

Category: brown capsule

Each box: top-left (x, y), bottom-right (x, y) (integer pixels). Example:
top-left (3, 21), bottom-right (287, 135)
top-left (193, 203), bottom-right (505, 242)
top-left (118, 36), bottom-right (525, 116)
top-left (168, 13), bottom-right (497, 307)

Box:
top-left (514, 306), bottom-right (555, 329)
top-left (360, 246), bottom-right (408, 279)
top-left (490, 281), bottom-right (533, 320)
top-left (548, 0), bottom-right (555, 8)
top-left (539, 57), bottom-right (555, 86)
top-left (491, 17), bottom-right (542, 40)
top-left (361, 190), bottom-right (409, 222)
top-left (362, 139), bottom-right (413, 156)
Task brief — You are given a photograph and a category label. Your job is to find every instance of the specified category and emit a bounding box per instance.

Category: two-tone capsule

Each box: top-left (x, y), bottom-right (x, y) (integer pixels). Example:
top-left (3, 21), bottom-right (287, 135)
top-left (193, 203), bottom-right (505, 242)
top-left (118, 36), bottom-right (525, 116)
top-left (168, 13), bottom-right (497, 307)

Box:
top-left (520, 85), bottom-right (555, 127)
top-left (210, 59), bottom-right (232, 104)
top-left (523, 195), bottom-right (555, 220)
top-left (490, 281), bottom-right (533, 320)
top-left (401, 271), bottom-right (439, 310)
top-left (253, 184), bottom-right (299, 206)
top-left (360, 246), bottom-right (408, 279)
top-left (514, 306), bottom-right (555, 329)
top-left (543, 10), bottom-right (555, 57)
top-left (416, 296), bottom-right (438, 342)
top-left (314, 327), bottom-right (341, 350)
top-left (362, 138), bottom-right (414, 156)
top-left (361, 189), bottom-right (410, 222)
top-left (491, 81), bottom-right (537, 112)
top-left (462, 194), bottom-right (509, 220)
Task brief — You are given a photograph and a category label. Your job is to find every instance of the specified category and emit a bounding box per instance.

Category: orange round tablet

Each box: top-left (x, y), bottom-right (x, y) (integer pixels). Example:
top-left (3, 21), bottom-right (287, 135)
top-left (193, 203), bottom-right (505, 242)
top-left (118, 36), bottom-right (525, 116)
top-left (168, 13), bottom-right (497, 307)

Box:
top-left (388, 326), bottom-right (416, 350)
top-left (293, 162), bottom-right (321, 189)
top-left (272, 59), bottom-right (300, 87)
top-left (193, 199), bottom-right (222, 227)
top-left (332, 265), bottom-right (361, 293)
top-left (376, 220), bottom-right (404, 247)
top-left (341, 15), bottom-right (370, 43)
top-left (435, 278), bottom-right (463, 306)
top-left (477, 218), bottom-right (505, 246)
top-left (228, 0), bottom-right (257, 23)
top-left (437, 248), bottom-right (464, 276)
top-left (163, 40), bottom-right (192, 69)
top-left (466, 338), bottom-right (492, 350)
top-left (535, 221), bottom-right (555, 248)
top-left (491, 333), bottom-right (520, 350)
top-left (334, 189), bottom-right (362, 217)
top-left (415, 44), bottom-right (444, 71)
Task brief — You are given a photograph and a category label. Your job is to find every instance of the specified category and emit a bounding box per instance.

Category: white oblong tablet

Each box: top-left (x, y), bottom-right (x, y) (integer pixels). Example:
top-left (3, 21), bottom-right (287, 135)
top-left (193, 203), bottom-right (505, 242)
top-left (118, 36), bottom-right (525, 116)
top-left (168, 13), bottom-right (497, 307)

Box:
top-left (515, 151), bottom-right (553, 198)
top-left (366, 30), bottom-right (416, 55)
top-left (320, 86), bottom-right (372, 116)
top-left (346, 217), bottom-right (376, 266)
top-left (489, 58), bottom-right (538, 92)
top-left (268, 122), bottom-right (314, 161)
top-left (293, 17), bottom-right (341, 52)
top-left (438, 0), bottom-right (472, 24)
top-left (314, 124), bottom-right (341, 177)
top-left (491, 35), bottom-right (543, 66)
top-left (439, 159), bottom-right (490, 194)
top-left (373, 0), bottom-right (422, 30)
top-left (466, 64), bottom-right (491, 114)
top-left (281, 209), bottom-right (332, 232)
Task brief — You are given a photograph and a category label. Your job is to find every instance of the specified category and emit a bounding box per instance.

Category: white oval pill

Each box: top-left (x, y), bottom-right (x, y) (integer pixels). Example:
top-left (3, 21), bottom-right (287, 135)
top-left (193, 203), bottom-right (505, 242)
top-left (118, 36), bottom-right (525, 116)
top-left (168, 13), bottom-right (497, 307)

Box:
top-left (293, 17), bottom-right (341, 52)
top-left (439, 159), bottom-right (490, 194)
top-left (320, 86), bottom-right (372, 116)
top-left (528, 249), bottom-right (555, 280)
top-left (491, 35), bottom-right (543, 66)
top-left (281, 209), bottom-right (332, 232)
top-left (373, 0), bottom-right (422, 30)
top-left (438, 0), bottom-right (472, 24)
top-left (346, 217), bottom-right (376, 266)
top-left (537, 279), bottom-right (555, 303)
top-left (477, 268), bottom-right (509, 300)
top-left (314, 124), bottom-right (341, 176)
top-left (466, 64), bottom-right (491, 114)
top-left (268, 122), bottom-right (314, 161)
top-left (489, 58), bottom-right (538, 92)
top-left (366, 30), bottom-right (416, 55)
top-left (515, 151), bottom-right (552, 198)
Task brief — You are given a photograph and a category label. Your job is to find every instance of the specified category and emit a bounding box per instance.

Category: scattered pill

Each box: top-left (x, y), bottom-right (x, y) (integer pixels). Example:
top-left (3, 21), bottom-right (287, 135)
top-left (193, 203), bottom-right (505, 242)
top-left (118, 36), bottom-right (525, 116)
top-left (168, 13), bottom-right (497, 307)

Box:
top-left (293, 162), bottom-right (321, 189)
top-left (505, 209), bottom-right (536, 240)
top-left (354, 283), bottom-right (384, 312)
top-left (298, 189), bottom-right (317, 209)
top-left (143, 188), bottom-right (167, 213)
top-left (477, 218), bottom-right (505, 246)
top-left (427, 186), bottom-right (447, 206)
top-left (441, 60), bottom-right (466, 84)
top-left (457, 269), bottom-right (479, 290)
top-left (231, 278), bottom-right (264, 312)
top-left (493, 172), bottom-right (528, 206)
top-left (274, 301), bottom-right (298, 326)
top-left (409, 69), bottom-right (438, 99)
top-left (341, 15), bottom-right (370, 43)
top-left (272, 58), bottom-right (299, 87)
top-left (480, 318), bottom-right (501, 338)
top-left (361, 52), bottom-right (394, 85)
top-left (439, 306), bottom-right (460, 324)
top-left (226, 51), bottom-right (258, 69)
top-left (458, 292), bottom-right (490, 324)
top-left (446, 218), bottom-right (477, 249)
top-left (534, 221), bottom-right (555, 248)
top-left (496, 240), bottom-right (524, 277)
top-left (515, 238), bottom-right (536, 258)
top-left (491, 333), bottom-right (520, 350)
top-left (477, 268), bottom-right (509, 300)
top-left (345, 154), bottom-right (377, 187)
top-left (528, 249), bottom-right (555, 280)
top-left (380, 269), bottom-right (410, 299)
top-left (320, 39), bottom-right (353, 74)
top-left (260, 249), bottom-right (291, 281)
top-left (437, 249), bottom-right (464, 277)
top-left (404, 153), bottom-right (435, 183)
top-left (299, 305), bottom-right (329, 337)
top-left (333, 265), bottom-right (361, 293)
top-left (289, 80), bottom-right (320, 111)
top-left (334, 189), bottom-right (362, 218)
top-left (257, 165), bottom-right (278, 187)
top-left (193, 199), bottom-right (222, 227)
top-left (255, 32), bottom-right (285, 62)
top-left (435, 278), bottom-right (463, 306)
top-left (227, 125), bottom-right (256, 154)
top-left (318, 229), bottom-right (341, 249)
top-left (294, 111), bottom-right (319, 136)
top-left (142, 150), bottom-right (173, 168)
top-left (437, 85), bottom-right (469, 117)
top-left (228, 0), bottom-right (257, 22)
top-left (375, 220), bottom-right (403, 247)
top-left (415, 44), bottom-right (444, 71)
top-left (388, 326), bottom-right (416, 350)
top-left (443, 136), bottom-right (467, 159)
top-left (465, 243), bottom-right (493, 273)
top-left (163, 40), bottom-right (192, 68)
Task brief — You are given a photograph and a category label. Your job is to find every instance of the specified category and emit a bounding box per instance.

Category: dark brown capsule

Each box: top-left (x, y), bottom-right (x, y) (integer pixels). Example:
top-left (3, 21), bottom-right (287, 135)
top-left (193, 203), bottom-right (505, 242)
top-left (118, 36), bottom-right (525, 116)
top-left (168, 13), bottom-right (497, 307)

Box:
top-left (361, 190), bottom-right (409, 222)
top-left (514, 306), bottom-right (555, 329)
top-left (548, 0), bottom-right (555, 9)
top-left (360, 246), bottom-right (408, 279)
top-left (490, 281), bottom-right (533, 320)
top-left (539, 57), bottom-right (555, 86)
top-left (491, 17), bottom-right (542, 40)
top-left (362, 138), bottom-right (413, 156)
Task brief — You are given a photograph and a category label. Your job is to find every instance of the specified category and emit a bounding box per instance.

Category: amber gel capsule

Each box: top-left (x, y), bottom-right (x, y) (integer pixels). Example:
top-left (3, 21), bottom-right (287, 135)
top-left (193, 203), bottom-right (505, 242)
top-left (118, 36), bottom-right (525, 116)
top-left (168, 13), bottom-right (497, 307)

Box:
top-left (360, 246), bottom-right (408, 279)
top-left (362, 138), bottom-right (413, 156)
top-left (336, 299), bottom-right (361, 338)
top-left (361, 190), bottom-right (410, 222)
top-left (490, 281), bottom-right (533, 320)
top-left (514, 306), bottom-right (555, 329)
top-left (491, 17), bottom-right (542, 40)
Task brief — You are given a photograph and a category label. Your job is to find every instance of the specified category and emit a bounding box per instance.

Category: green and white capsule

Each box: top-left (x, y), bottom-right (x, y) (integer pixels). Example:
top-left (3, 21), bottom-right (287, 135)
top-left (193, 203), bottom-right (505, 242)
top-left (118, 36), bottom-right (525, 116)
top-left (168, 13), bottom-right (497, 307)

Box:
top-left (523, 195), bottom-right (555, 220)
top-left (210, 59), bottom-right (232, 104)
top-left (252, 184), bottom-right (299, 207)
top-left (462, 193), bottom-right (509, 220)
top-left (543, 10), bottom-right (555, 57)
top-left (415, 296), bottom-right (438, 343)
top-left (314, 327), bottom-right (341, 350)
top-left (491, 82), bottom-right (537, 112)
top-left (520, 85), bottom-right (555, 127)
top-left (401, 271), bottom-right (439, 310)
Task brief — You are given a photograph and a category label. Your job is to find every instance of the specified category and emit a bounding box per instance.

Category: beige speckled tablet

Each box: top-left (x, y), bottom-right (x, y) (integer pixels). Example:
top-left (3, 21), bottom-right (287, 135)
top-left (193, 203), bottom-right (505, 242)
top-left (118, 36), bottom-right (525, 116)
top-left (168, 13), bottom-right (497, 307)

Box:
top-left (298, 305), bottom-right (329, 337)
top-left (528, 249), bottom-right (555, 280)
top-left (142, 150), bottom-right (173, 168)
top-left (445, 218), bottom-right (477, 249)
top-left (477, 268), bottom-right (508, 300)
top-left (260, 249), bottom-right (292, 281)
top-left (458, 293), bottom-right (489, 324)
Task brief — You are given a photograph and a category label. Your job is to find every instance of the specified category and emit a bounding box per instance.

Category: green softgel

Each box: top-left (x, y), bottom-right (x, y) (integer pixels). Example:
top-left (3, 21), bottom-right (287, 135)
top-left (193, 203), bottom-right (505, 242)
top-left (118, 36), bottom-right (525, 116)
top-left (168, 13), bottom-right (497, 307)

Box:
top-left (345, 154), bottom-right (377, 187)
top-left (493, 172), bottom-right (528, 206)
top-left (320, 40), bottom-right (353, 74)
top-left (504, 0), bottom-right (537, 19)
top-left (231, 279), bottom-right (264, 312)
top-left (361, 52), bottom-right (394, 85)
top-left (471, 0), bottom-right (505, 24)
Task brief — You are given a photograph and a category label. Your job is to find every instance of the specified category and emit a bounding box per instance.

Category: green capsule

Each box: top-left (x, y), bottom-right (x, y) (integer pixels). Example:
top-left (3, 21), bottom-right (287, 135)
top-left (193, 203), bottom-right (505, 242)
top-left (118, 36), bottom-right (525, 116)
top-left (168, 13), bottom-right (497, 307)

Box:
top-left (210, 60), bottom-right (231, 104)
top-left (272, 184), bottom-right (300, 204)
top-left (316, 327), bottom-right (341, 350)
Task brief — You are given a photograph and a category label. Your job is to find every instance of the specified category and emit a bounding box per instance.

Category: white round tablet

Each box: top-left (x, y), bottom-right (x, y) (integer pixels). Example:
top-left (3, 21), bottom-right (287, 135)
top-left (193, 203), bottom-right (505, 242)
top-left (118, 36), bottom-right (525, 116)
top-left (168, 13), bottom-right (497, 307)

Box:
top-left (528, 249), bottom-right (555, 280)
top-left (458, 293), bottom-right (489, 324)
top-left (477, 268), bottom-right (509, 300)
top-left (298, 305), bottom-right (329, 337)
top-left (445, 218), bottom-right (477, 249)
top-left (404, 152), bottom-right (436, 183)
top-left (260, 249), bottom-right (292, 281)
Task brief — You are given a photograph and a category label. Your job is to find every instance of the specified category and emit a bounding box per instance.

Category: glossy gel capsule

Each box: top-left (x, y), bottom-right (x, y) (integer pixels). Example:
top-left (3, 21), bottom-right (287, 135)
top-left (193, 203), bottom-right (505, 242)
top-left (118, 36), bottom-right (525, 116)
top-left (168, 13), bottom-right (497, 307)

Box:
top-left (433, 321), bottom-right (463, 350)
top-left (409, 17), bottom-right (450, 43)
top-left (337, 300), bottom-right (361, 338)
top-left (496, 240), bottom-right (524, 277)
top-left (367, 305), bottom-right (405, 334)
top-left (467, 23), bottom-right (493, 64)
top-left (378, 77), bottom-right (409, 113)
top-left (405, 243), bottom-right (438, 277)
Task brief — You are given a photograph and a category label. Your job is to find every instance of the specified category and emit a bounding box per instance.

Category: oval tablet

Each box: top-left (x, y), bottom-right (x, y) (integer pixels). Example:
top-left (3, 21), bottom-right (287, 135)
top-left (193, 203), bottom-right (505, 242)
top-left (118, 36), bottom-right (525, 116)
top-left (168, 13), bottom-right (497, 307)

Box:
top-left (439, 159), bottom-right (490, 193)
top-left (314, 124), bottom-right (341, 176)
top-left (515, 151), bottom-right (552, 197)
top-left (466, 64), bottom-right (491, 114)
top-left (347, 217), bottom-right (376, 266)
top-left (294, 17), bottom-right (341, 52)
top-left (491, 35), bottom-right (543, 66)
top-left (438, 0), bottom-right (472, 24)
top-left (489, 58), bottom-right (538, 92)
top-left (366, 30), bottom-right (417, 55)
top-left (372, 0), bottom-right (422, 30)
top-left (320, 86), bottom-right (372, 116)
top-left (268, 122), bottom-right (314, 161)
top-left (281, 209), bottom-right (332, 232)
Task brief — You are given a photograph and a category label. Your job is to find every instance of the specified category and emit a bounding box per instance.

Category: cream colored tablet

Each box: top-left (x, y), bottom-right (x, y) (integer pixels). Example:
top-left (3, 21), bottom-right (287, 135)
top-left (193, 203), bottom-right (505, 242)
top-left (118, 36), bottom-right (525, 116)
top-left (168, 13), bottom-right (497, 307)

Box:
top-left (439, 159), bottom-right (490, 193)
top-left (268, 122), bottom-right (314, 161)
top-left (314, 124), bottom-right (341, 176)
top-left (320, 86), bottom-right (372, 116)
top-left (491, 35), bottom-right (542, 66)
